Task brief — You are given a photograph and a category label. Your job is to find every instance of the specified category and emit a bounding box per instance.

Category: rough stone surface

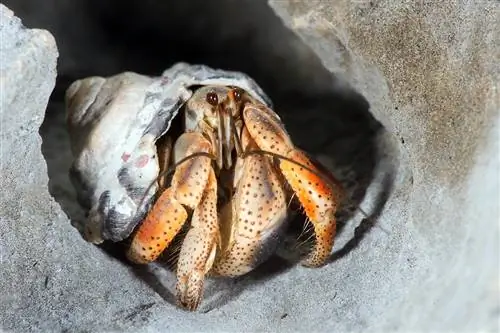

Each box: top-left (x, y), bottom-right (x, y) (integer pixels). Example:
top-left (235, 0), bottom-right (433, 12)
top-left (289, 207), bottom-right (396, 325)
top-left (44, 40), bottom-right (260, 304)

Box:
top-left (0, 1), bottom-right (498, 332)
top-left (0, 5), bottom-right (163, 332)
top-left (268, 0), bottom-right (500, 331)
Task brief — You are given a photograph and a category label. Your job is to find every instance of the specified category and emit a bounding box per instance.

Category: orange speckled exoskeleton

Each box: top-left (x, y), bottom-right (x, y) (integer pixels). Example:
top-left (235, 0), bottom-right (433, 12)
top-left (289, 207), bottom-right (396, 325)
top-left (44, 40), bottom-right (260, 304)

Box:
top-left (125, 85), bottom-right (344, 311)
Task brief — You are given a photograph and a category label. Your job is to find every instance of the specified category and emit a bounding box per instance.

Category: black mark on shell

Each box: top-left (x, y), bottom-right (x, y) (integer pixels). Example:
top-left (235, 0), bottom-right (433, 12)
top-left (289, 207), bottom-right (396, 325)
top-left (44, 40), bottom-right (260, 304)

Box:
top-left (97, 190), bottom-right (147, 242)
top-left (117, 167), bottom-right (152, 206)
top-left (144, 96), bottom-right (184, 138)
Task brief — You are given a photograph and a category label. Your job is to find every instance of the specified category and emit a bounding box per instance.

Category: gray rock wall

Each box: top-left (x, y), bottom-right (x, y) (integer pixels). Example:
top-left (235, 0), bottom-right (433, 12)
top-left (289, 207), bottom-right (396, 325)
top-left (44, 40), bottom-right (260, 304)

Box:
top-left (0, 5), bottom-right (166, 332)
top-left (268, 1), bottom-right (499, 331)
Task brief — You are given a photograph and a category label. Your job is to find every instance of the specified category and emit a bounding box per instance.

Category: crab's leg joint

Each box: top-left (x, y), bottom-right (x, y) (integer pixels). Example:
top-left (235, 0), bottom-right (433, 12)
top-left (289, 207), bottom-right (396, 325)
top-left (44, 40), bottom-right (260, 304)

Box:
top-left (243, 103), bottom-right (343, 267)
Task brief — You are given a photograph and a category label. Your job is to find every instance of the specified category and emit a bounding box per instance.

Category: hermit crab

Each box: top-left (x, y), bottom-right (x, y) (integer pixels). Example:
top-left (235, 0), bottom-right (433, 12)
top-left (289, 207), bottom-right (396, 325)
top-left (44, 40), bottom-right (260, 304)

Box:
top-left (66, 63), bottom-right (343, 311)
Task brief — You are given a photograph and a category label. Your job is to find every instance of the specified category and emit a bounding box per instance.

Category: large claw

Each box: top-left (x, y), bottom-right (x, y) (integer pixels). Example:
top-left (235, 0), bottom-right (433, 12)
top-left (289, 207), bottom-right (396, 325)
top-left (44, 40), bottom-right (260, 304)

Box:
top-left (127, 132), bottom-right (213, 264)
top-left (127, 187), bottom-right (188, 263)
top-left (212, 128), bottom-right (288, 276)
top-left (243, 102), bottom-right (343, 267)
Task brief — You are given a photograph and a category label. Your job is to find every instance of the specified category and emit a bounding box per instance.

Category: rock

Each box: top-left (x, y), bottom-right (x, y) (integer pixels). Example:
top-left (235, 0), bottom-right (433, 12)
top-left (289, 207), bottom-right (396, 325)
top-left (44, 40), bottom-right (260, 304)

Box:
top-left (268, 1), bottom-right (500, 332)
top-left (0, 5), bottom-right (164, 332)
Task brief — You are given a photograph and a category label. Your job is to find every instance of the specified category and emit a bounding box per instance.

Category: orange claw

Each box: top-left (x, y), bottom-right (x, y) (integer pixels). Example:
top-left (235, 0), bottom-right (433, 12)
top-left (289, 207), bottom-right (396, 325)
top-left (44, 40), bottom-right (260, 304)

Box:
top-left (243, 102), bottom-right (343, 267)
top-left (126, 132), bottom-right (213, 265)
top-left (126, 188), bottom-right (188, 263)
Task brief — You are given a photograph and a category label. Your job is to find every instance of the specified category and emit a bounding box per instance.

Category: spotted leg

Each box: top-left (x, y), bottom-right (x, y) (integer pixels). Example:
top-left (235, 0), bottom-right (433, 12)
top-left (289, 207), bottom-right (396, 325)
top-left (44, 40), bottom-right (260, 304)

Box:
top-left (175, 167), bottom-right (219, 310)
top-left (242, 102), bottom-right (343, 267)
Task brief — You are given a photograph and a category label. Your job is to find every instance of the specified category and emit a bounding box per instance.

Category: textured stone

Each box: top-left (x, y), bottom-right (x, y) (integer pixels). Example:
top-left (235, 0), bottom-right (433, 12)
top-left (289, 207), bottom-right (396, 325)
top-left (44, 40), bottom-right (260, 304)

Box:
top-left (0, 5), bottom-right (161, 332)
top-left (268, 0), bottom-right (500, 331)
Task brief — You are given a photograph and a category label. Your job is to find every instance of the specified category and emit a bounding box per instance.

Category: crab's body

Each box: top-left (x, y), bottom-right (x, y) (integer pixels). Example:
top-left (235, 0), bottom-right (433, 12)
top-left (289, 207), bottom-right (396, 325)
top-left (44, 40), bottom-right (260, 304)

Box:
top-left (126, 85), bottom-right (343, 310)
top-left (65, 64), bottom-right (343, 312)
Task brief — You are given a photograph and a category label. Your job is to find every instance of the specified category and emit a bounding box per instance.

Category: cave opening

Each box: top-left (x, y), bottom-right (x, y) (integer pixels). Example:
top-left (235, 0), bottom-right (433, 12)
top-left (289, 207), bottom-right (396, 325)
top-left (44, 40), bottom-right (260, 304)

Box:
top-left (18, 0), bottom-right (391, 311)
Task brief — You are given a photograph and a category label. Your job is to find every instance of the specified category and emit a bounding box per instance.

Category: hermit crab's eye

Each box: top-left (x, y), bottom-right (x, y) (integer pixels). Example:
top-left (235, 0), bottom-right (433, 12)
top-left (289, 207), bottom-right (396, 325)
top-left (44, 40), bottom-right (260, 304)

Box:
top-left (231, 88), bottom-right (243, 102)
top-left (206, 92), bottom-right (218, 105)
